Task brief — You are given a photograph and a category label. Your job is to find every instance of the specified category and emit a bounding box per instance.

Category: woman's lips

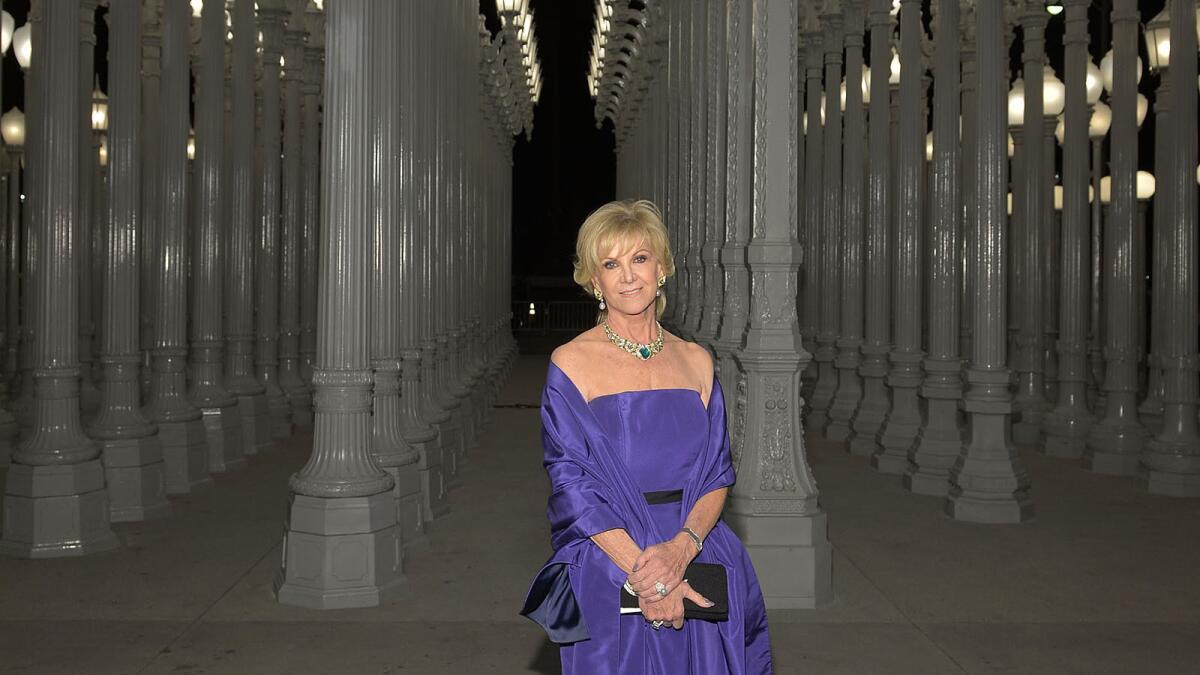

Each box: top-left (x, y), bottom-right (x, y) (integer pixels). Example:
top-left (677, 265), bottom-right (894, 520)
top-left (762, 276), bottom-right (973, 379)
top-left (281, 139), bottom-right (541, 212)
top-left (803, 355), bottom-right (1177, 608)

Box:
top-left (619, 287), bottom-right (643, 296)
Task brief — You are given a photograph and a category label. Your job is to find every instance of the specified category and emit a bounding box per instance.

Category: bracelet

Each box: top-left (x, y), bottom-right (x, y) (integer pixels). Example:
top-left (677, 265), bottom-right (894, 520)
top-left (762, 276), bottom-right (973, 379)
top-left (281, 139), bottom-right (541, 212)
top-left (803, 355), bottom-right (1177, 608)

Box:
top-left (680, 527), bottom-right (703, 553)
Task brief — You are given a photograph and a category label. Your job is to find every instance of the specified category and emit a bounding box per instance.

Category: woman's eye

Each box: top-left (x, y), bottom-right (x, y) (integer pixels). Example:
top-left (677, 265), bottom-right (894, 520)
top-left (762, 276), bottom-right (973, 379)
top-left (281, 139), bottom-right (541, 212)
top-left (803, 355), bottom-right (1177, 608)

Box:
top-left (634, 255), bottom-right (647, 263)
top-left (603, 261), bottom-right (616, 269)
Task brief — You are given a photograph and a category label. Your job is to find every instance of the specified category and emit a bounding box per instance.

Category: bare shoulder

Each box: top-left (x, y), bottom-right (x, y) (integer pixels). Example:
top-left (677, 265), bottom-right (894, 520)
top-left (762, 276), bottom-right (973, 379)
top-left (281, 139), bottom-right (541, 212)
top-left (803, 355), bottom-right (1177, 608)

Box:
top-left (550, 327), bottom-right (606, 380)
top-left (664, 332), bottom-right (715, 382)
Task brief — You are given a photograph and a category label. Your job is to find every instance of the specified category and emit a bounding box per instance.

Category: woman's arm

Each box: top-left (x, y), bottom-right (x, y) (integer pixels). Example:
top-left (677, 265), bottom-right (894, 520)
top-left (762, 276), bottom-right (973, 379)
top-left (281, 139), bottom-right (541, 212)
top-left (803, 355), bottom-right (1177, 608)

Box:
top-left (590, 528), bottom-right (642, 575)
top-left (626, 487), bottom-right (728, 600)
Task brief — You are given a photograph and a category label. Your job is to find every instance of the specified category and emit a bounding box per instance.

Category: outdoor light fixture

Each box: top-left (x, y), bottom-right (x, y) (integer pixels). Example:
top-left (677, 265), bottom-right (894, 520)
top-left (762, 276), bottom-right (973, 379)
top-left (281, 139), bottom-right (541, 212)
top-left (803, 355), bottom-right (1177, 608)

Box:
top-left (1, 107), bottom-right (26, 148)
top-left (1, 10), bottom-right (13, 55)
top-left (889, 48), bottom-right (900, 85)
top-left (1098, 171), bottom-right (1156, 204)
top-left (1045, 1), bottom-right (1064, 15)
top-left (98, 136), bottom-right (108, 168)
top-left (1007, 78), bottom-right (1026, 126)
top-left (1042, 66), bottom-right (1066, 117)
top-left (1135, 92), bottom-right (1148, 127)
top-left (1144, 7), bottom-right (1171, 71)
top-left (1007, 132), bottom-right (1015, 158)
top-left (1089, 101), bottom-right (1111, 138)
top-left (1099, 49), bottom-right (1142, 93)
top-left (91, 83), bottom-right (108, 132)
top-left (840, 65), bottom-right (871, 109)
top-left (925, 132), bottom-right (933, 162)
top-left (187, 129), bottom-right (196, 161)
top-left (191, 0), bottom-right (203, 18)
top-left (1085, 61), bottom-right (1103, 104)
top-left (13, 22), bottom-right (31, 70)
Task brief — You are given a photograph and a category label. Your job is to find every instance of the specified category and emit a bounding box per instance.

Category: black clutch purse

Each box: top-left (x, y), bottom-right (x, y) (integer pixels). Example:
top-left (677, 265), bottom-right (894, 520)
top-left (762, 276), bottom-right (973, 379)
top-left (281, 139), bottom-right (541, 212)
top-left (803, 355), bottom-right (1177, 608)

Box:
top-left (619, 562), bottom-right (729, 622)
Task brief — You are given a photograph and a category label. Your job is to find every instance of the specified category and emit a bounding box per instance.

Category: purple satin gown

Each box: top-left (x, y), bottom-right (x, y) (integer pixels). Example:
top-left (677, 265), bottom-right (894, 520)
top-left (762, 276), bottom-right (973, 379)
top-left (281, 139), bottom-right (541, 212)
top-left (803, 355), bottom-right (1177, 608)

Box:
top-left (521, 362), bottom-right (773, 674)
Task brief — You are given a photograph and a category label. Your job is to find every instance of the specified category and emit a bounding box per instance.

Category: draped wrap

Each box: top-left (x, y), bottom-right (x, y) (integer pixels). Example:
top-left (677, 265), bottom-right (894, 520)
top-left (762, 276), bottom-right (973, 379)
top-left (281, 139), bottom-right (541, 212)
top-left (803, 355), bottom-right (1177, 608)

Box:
top-left (520, 362), bottom-right (736, 653)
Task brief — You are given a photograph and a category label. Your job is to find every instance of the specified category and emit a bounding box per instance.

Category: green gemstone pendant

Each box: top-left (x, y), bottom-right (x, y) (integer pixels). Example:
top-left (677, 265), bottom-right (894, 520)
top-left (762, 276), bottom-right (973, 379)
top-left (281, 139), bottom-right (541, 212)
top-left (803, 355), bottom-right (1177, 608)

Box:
top-left (637, 345), bottom-right (651, 360)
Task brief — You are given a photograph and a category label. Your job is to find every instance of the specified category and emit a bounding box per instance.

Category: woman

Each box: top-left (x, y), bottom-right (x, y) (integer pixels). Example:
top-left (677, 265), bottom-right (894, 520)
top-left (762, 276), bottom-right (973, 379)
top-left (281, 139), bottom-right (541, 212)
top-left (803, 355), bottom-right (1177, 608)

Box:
top-left (521, 200), bottom-right (773, 673)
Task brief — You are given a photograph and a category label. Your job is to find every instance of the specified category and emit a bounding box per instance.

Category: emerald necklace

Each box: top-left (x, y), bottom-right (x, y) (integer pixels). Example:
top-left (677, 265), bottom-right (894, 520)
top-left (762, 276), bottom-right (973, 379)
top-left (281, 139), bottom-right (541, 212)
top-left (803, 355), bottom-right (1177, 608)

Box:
top-left (603, 321), bottom-right (665, 361)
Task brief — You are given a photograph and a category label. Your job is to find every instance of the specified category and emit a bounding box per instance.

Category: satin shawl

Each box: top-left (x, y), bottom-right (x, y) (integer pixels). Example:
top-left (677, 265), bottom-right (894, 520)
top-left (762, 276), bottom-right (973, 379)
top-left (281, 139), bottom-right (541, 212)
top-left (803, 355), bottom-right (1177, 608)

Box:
top-left (520, 362), bottom-right (736, 651)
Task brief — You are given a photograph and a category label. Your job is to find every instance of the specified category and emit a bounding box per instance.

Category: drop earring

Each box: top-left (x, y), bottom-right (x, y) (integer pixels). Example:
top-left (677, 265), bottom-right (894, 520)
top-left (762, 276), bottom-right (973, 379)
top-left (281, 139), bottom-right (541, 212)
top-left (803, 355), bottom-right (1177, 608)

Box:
top-left (595, 289), bottom-right (606, 311)
top-left (656, 276), bottom-right (665, 297)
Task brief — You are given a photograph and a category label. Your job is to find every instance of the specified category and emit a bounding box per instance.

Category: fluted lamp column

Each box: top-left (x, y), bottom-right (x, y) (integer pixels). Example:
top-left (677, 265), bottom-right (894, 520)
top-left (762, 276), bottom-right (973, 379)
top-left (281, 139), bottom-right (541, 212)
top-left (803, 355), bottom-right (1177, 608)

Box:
top-left (848, 0), bottom-right (893, 458)
top-left (279, 0), bottom-right (311, 428)
top-left (696, 0), bottom-right (726, 350)
top-left (0, 0), bottom-right (121, 557)
top-left (1043, 0), bottom-right (1095, 458)
top-left (298, 5), bottom-right (322, 405)
top-left (798, 24), bottom-right (823, 401)
top-left (872, 0), bottom-right (925, 474)
top-left (77, 0), bottom-right (101, 417)
top-left (88, 0), bottom-right (169, 522)
top-left (224, 0), bottom-right (273, 456)
top-left (945, 0), bottom-right (1034, 524)
top-left (728, 0), bottom-right (832, 609)
top-left (807, 0), bottom-right (843, 436)
top-left (713, 0), bottom-right (752, 444)
top-left (274, 0), bottom-right (404, 610)
top-left (190, 0), bottom-right (245, 471)
top-left (1085, 0), bottom-right (1148, 475)
top-left (827, 0), bottom-right (864, 442)
top-left (1142, 0), bottom-right (1200, 496)
top-left (368, 0), bottom-right (426, 550)
top-left (906, 0), bottom-right (961, 495)
top-left (144, 0), bottom-right (211, 495)
top-left (256, 0), bottom-right (293, 440)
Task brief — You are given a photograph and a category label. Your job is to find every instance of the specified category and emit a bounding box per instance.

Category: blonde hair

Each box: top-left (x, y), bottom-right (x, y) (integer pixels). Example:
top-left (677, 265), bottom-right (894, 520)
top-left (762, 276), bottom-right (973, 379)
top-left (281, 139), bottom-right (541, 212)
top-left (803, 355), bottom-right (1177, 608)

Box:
top-left (573, 199), bottom-right (676, 320)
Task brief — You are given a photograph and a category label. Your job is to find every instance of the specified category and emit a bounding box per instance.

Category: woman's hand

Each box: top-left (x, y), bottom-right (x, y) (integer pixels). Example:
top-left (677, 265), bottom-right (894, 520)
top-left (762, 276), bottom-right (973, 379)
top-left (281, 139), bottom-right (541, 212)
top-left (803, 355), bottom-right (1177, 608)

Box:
top-left (640, 580), bottom-right (714, 630)
top-left (627, 534), bottom-right (697, 602)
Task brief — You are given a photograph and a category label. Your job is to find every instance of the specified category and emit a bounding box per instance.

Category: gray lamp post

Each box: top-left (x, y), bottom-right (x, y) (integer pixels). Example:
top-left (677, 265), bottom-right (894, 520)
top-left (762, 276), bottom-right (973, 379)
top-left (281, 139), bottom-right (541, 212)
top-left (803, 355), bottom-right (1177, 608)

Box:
top-left (139, 0), bottom-right (160, 401)
top-left (828, 0), bottom-right (864, 443)
top-left (1086, 101), bottom-right (1111, 408)
top-left (1043, 0), bottom-right (1094, 458)
top-left (906, 0), bottom-right (961, 496)
top-left (696, 0), bottom-right (726, 350)
top-left (682, 0), bottom-right (706, 341)
top-left (1011, 2), bottom-right (1048, 445)
top-left (873, 0), bottom-right (925, 475)
top-left (0, 0), bottom-right (121, 557)
top-left (256, 0), bottom-right (293, 440)
top-left (89, 0), bottom-right (169, 523)
top-left (298, 5), bottom-right (322, 402)
top-left (278, 0), bottom-right (310, 427)
top-left (145, 0), bottom-right (211, 495)
top-left (798, 24), bottom-right (823, 402)
top-left (848, 0), bottom-right (892, 458)
top-left (0, 110), bottom-right (22, 463)
top-left (1084, 0), bottom-right (1147, 475)
top-left (369, 0), bottom-right (425, 550)
top-left (727, 0), bottom-right (832, 609)
top-left (77, 0), bottom-right (101, 418)
top-left (274, 0), bottom-right (403, 610)
top-left (1142, 0), bottom-right (1200, 496)
top-left (714, 0), bottom-right (752, 448)
top-left (190, 0), bottom-right (245, 471)
top-left (807, 0), bottom-right (843, 437)
top-left (945, 0), bottom-right (1033, 524)
top-left (224, 0), bottom-right (273, 456)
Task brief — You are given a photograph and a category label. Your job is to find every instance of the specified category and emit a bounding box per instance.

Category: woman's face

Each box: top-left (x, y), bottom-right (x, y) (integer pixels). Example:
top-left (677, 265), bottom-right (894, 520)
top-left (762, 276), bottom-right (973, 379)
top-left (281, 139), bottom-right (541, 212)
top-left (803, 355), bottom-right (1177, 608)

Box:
top-left (592, 238), bottom-right (663, 318)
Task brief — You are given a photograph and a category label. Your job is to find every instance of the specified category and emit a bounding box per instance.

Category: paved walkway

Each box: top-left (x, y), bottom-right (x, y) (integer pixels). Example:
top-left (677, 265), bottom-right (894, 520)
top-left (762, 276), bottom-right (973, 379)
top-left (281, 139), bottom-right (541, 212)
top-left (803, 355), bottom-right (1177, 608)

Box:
top-left (2, 353), bottom-right (1199, 673)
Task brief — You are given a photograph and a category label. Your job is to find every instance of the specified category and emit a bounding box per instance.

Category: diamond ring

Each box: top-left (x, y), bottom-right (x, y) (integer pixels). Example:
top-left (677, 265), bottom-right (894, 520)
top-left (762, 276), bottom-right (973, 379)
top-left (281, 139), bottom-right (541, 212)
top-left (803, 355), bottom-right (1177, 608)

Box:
top-left (655, 581), bottom-right (668, 597)
top-left (652, 620), bottom-right (664, 630)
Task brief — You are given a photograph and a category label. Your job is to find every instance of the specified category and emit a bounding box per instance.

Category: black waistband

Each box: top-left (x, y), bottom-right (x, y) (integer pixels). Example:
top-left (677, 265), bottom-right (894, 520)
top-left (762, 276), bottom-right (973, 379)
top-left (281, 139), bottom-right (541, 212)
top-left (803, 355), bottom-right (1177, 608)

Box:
top-left (643, 489), bottom-right (684, 505)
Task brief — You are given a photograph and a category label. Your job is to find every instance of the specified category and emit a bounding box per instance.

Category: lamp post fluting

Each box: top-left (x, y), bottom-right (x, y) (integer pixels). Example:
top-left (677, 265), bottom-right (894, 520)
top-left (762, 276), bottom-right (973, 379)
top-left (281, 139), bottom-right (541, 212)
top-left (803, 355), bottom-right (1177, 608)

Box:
top-left (274, 0), bottom-right (402, 610)
top-left (298, 8), bottom-right (322, 402)
top-left (849, 0), bottom-right (893, 458)
top-left (256, 2), bottom-right (293, 440)
top-left (144, 0), bottom-right (210, 495)
top-left (798, 26), bottom-right (823, 403)
top-left (77, 0), bottom-right (101, 418)
top-left (89, 0), bottom-right (169, 523)
top-left (945, 0), bottom-right (1034, 524)
top-left (906, 0), bottom-right (961, 496)
top-left (1043, 0), bottom-right (1094, 457)
top-left (807, 2), bottom-right (842, 436)
top-left (697, 0), bottom-right (726, 349)
top-left (278, 2), bottom-right (310, 428)
top-left (828, 0), bottom-right (864, 443)
top-left (1142, 0), bottom-right (1200, 496)
top-left (224, 0), bottom-right (273, 456)
top-left (1085, 0), bottom-right (1147, 474)
top-left (190, 0), bottom-right (245, 471)
top-left (1012, 3), bottom-right (1048, 445)
top-left (0, 0), bottom-right (120, 557)
top-left (872, 0), bottom-right (925, 475)
top-left (714, 0), bottom-right (752, 449)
